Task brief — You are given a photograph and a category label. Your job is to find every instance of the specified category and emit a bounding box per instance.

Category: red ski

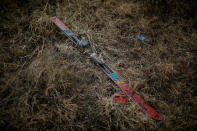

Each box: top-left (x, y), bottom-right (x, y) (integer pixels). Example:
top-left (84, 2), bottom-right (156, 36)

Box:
top-left (51, 16), bottom-right (162, 120)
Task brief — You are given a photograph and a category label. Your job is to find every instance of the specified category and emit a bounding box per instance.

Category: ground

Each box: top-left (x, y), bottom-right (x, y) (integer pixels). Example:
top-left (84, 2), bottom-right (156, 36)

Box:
top-left (0, 0), bottom-right (197, 130)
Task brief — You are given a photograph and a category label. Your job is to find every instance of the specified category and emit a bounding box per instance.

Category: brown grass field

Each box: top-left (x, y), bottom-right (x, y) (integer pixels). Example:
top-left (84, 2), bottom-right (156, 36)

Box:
top-left (0, 0), bottom-right (197, 130)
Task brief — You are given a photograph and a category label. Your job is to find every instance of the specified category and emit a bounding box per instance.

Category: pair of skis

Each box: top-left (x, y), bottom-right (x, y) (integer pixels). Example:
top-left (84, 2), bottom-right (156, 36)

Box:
top-left (51, 16), bottom-right (162, 120)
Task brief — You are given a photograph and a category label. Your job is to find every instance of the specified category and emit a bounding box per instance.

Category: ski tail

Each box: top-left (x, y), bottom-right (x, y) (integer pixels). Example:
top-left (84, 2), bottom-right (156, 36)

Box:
top-left (51, 16), bottom-right (74, 36)
top-left (51, 16), bottom-right (88, 47)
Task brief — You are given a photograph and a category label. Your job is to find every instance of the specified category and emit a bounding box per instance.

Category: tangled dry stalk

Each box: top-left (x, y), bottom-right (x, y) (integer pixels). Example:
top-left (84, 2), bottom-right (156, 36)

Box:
top-left (0, 0), bottom-right (197, 130)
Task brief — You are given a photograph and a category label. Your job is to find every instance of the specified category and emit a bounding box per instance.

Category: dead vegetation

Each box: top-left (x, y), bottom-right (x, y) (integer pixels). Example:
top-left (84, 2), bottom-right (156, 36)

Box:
top-left (0, 0), bottom-right (197, 130)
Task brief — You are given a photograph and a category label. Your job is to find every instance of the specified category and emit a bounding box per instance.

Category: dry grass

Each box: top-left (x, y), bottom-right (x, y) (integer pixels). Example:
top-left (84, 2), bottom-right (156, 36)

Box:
top-left (0, 0), bottom-right (197, 130)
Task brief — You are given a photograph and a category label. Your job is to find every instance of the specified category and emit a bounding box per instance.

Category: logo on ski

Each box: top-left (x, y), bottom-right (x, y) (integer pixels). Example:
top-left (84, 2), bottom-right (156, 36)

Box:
top-left (110, 73), bottom-right (121, 82)
top-left (64, 30), bottom-right (73, 36)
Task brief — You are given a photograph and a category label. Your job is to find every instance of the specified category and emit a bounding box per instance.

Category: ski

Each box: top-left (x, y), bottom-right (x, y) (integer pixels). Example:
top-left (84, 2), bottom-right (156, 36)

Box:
top-left (51, 16), bottom-right (162, 120)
